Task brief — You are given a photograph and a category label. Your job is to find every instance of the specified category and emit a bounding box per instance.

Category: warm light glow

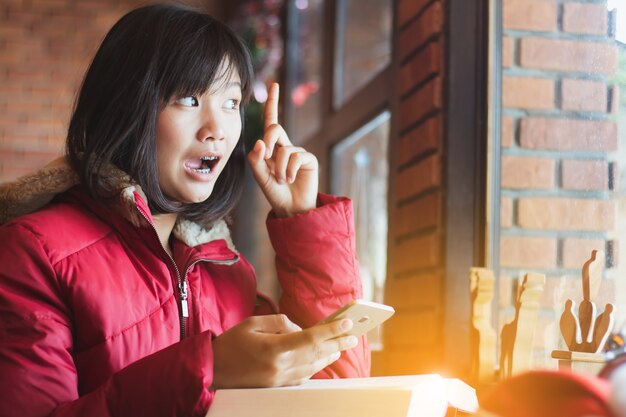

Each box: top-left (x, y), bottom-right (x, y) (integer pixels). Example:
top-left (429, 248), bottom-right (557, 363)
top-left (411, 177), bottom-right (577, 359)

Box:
top-left (253, 81), bottom-right (268, 103)
top-left (295, 0), bottom-right (308, 10)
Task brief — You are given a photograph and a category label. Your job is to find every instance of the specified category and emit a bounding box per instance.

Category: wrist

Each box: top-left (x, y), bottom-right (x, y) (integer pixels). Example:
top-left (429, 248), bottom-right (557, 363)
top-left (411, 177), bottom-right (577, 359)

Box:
top-left (272, 205), bottom-right (315, 218)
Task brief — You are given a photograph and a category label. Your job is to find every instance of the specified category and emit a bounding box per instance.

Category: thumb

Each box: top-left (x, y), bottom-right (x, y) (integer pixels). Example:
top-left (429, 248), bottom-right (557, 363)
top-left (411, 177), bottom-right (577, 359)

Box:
top-left (250, 314), bottom-right (302, 334)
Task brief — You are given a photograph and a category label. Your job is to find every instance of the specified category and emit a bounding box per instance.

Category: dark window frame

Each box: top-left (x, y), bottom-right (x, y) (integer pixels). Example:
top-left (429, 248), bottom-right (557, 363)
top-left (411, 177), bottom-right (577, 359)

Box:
top-left (441, 0), bottom-right (501, 372)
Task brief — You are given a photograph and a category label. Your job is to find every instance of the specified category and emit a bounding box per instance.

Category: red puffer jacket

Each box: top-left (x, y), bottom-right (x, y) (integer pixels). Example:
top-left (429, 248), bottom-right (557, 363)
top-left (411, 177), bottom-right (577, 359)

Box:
top-left (0, 164), bottom-right (369, 417)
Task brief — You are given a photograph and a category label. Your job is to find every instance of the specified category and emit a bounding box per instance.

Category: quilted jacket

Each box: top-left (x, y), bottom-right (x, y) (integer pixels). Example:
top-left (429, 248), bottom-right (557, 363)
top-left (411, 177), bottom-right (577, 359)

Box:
top-left (0, 162), bottom-right (369, 417)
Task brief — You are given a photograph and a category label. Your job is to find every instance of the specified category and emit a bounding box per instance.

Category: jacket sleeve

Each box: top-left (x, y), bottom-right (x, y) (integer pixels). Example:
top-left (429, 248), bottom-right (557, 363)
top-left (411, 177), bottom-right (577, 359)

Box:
top-left (0, 223), bottom-right (216, 417)
top-left (266, 193), bottom-right (371, 378)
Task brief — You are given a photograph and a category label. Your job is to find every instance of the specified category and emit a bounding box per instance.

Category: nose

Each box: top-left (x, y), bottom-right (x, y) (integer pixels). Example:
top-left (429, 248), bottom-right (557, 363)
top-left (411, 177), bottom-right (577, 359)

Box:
top-left (197, 113), bottom-right (225, 143)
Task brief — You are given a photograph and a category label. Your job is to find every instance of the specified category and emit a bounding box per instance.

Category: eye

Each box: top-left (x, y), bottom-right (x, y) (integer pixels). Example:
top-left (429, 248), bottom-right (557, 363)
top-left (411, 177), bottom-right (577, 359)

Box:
top-left (224, 99), bottom-right (240, 110)
top-left (176, 96), bottom-right (199, 107)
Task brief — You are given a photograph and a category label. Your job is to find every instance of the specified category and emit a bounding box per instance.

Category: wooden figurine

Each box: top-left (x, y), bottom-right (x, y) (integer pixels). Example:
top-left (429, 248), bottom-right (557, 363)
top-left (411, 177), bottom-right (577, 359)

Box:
top-left (552, 250), bottom-right (615, 375)
top-left (469, 267), bottom-right (497, 383)
top-left (499, 272), bottom-right (546, 379)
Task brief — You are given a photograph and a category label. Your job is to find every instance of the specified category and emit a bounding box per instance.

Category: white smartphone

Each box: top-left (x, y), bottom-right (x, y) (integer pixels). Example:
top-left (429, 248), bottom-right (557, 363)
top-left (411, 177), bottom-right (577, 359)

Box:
top-left (315, 299), bottom-right (395, 337)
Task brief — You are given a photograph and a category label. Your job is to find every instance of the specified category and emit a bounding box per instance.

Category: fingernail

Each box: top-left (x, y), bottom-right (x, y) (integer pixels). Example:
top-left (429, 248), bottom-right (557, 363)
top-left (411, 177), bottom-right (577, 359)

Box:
top-left (332, 351), bottom-right (341, 361)
top-left (287, 176), bottom-right (293, 183)
top-left (265, 148), bottom-right (272, 158)
top-left (341, 319), bottom-right (353, 331)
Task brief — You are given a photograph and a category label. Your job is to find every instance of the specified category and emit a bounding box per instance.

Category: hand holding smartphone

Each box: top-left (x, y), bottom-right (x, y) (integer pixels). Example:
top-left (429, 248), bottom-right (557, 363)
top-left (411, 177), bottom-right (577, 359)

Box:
top-left (316, 300), bottom-right (395, 338)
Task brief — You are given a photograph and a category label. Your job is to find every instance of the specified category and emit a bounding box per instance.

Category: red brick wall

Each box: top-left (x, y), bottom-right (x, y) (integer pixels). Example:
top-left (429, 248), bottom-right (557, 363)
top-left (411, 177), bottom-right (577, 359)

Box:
top-left (0, 0), bottom-right (220, 182)
top-left (499, 0), bottom-right (618, 367)
top-left (382, 0), bottom-right (446, 375)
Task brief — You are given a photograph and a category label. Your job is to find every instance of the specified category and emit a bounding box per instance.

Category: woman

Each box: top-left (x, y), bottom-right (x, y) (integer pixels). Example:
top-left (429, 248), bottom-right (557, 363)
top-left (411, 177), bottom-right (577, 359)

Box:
top-left (0, 3), bottom-right (369, 417)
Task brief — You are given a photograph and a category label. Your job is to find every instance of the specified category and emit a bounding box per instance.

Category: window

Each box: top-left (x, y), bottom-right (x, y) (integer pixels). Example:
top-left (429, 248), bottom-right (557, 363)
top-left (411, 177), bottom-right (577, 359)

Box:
top-left (331, 112), bottom-right (390, 304)
top-left (494, 0), bottom-right (626, 368)
top-left (285, 0), bottom-right (324, 144)
top-left (333, 0), bottom-right (392, 108)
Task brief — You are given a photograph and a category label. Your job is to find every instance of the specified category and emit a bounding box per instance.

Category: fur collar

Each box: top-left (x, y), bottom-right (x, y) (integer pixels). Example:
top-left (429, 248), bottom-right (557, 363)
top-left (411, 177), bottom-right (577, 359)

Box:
top-left (0, 158), bottom-right (236, 251)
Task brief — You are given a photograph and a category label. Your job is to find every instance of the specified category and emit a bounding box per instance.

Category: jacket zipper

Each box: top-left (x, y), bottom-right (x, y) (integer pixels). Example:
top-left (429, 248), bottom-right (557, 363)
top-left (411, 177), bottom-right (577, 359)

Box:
top-left (135, 207), bottom-right (239, 340)
top-left (181, 256), bottom-right (239, 336)
top-left (136, 209), bottom-right (188, 340)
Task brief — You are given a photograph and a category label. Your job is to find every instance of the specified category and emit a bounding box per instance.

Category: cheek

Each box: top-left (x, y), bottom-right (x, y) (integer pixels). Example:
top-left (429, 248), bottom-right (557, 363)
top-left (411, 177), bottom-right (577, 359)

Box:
top-left (226, 119), bottom-right (242, 155)
top-left (155, 113), bottom-right (187, 166)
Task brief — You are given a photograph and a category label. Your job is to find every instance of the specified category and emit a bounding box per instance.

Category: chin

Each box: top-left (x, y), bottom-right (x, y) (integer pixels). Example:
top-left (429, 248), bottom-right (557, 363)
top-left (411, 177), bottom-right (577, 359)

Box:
top-left (187, 188), bottom-right (215, 204)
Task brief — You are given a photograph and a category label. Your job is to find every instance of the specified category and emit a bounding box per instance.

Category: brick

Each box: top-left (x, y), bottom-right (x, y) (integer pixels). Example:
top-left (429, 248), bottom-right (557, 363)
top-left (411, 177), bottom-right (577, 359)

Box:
top-left (561, 159), bottom-right (608, 191)
top-left (501, 116), bottom-right (514, 148)
top-left (562, 238), bottom-right (605, 269)
top-left (503, 36), bottom-right (514, 68)
top-left (393, 233), bottom-right (440, 275)
top-left (0, 23), bottom-right (26, 37)
top-left (542, 276), bottom-right (579, 310)
top-left (503, 76), bottom-right (554, 110)
top-left (500, 235), bottom-right (557, 269)
top-left (563, 3), bottom-right (608, 36)
top-left (398, 2), bottom-right (443, 61)
top-left (30, 0), bottom-right (71, 7)
top-left (542, 275), bottom-right (615, 311)
top-left (0, 137), bottom-right (63, 153)
top-left (501, 196), bottom-right (513, 228)
top-left (0, 0), bottom-right (151, 183)
top-left (503, 0), bottom-right (557, 32)
top-left (398, 77), bottom-right (443, 132)
top-left (396, 154), bottom-right (441, 201)
top-left (397, 117), bottom-right (441, 166)
top-left (532, 315), bottom-right (559, 351)
top-left (520, 38), bottom-right (617, 75)
top-left (395, 193), bottom-right (440, 237)
top-left (385, 273), bottom-right (440, 310)
top-left (501, 156), bottom-right (555, 189)
top-left (398, 41), bottom-right (442, 95)
top-left (385, 310), bottom-right (439, 347)
top-left (518, 198), bottom-right (615, 231)
top-left (561, 79), bottom-right (607, 113)
top-left (519, 118), bottom-right (617, 151)
top-left (397, 0), bottom-right (431, 28)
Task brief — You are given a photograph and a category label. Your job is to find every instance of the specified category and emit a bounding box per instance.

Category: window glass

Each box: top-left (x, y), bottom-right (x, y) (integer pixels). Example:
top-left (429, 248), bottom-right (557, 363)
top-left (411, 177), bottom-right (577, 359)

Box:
top-left (288, 0), bottom-right (324, 143)
top-left (331, 111), bottom-right (389, 349)
top-left (331, 112), bottom-right (390, 303)
top-left (496, 0), bottom-right (626, 368)
top-left (334, 0), bottom-right (392, 108)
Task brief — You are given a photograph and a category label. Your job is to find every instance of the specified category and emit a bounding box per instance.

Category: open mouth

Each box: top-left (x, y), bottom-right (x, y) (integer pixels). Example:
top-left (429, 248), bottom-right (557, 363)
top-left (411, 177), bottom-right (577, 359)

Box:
top-left (185, 155), bottom-right (220, 174)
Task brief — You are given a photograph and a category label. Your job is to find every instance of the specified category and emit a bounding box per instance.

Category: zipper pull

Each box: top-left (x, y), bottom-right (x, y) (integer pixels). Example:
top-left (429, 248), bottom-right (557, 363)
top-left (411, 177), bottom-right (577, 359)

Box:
top-left (180, 281), bottom-right (189, 318)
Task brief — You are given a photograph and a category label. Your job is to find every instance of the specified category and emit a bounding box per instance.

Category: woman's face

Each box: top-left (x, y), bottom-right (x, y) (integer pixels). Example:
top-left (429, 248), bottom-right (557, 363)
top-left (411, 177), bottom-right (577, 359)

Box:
top-left (155, 70), bottom-right (242, 204)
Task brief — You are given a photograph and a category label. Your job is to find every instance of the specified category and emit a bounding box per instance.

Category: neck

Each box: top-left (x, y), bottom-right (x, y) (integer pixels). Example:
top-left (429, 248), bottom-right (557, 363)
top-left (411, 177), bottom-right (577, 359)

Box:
top-left (152, 213), bottom-right (178, 257)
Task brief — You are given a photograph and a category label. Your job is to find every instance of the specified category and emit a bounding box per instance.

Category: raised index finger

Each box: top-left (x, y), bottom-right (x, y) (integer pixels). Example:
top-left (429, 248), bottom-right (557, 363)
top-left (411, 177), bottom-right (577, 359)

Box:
top-left (264, 82), bottom-right (279, 130)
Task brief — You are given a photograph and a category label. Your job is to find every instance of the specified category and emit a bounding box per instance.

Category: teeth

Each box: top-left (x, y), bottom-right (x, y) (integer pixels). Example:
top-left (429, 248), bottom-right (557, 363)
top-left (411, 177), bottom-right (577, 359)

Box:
top-left (192, 168), bottom-right (211, 174)
top-left (201, 156), bottom-right (218, 161)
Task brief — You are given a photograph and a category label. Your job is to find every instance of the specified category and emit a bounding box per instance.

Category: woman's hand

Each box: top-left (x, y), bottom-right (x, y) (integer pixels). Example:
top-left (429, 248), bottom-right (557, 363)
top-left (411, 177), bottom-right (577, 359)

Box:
top-left (211, 314), bottom-right (358, 389)
top-left (247, 83), bottom-right (319, 218)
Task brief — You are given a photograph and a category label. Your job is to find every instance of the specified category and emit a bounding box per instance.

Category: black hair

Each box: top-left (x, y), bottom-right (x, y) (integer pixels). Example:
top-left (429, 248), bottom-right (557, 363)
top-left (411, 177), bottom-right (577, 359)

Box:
top-left (66, 2), bottom-right (253, 225)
